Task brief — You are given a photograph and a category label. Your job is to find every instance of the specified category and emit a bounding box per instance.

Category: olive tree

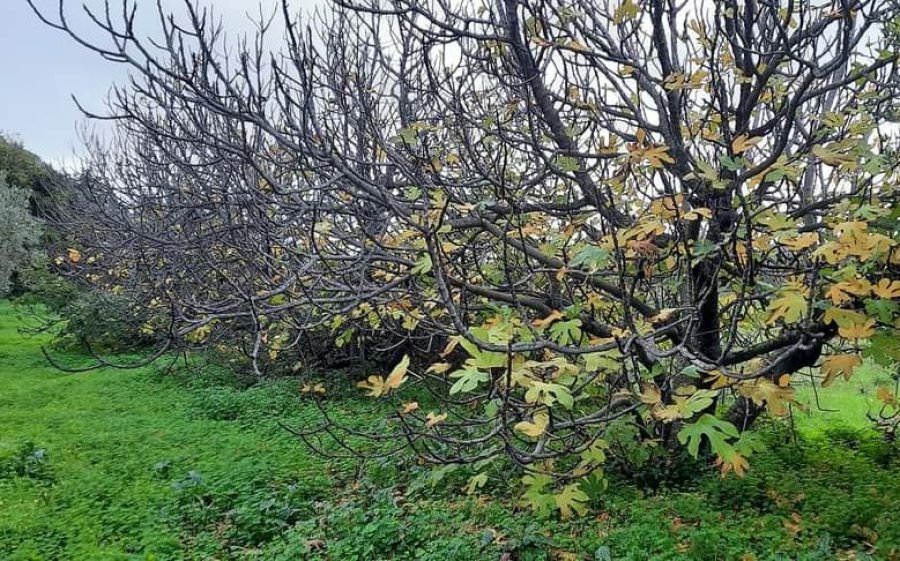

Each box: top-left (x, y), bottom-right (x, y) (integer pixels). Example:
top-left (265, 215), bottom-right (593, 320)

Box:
top-left (0, 173), bottom-right (42, 295)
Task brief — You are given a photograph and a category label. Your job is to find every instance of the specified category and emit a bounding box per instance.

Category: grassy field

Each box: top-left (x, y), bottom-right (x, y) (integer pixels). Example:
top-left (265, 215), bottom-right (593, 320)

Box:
top-left (1, 300), bottom-right (899, 561)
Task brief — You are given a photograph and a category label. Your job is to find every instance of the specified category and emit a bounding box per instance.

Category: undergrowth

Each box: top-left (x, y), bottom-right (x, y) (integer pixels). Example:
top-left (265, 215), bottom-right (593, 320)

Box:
top-left (1, 300), bottom-right (898, 560)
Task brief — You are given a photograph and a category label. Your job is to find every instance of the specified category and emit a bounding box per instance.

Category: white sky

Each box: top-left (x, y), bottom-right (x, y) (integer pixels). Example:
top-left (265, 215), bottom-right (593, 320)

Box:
top-left (0, 0), bottom-right (318, 167)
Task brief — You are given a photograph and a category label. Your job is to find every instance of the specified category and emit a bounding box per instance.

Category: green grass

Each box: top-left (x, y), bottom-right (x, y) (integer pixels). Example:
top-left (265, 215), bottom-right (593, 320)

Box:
top-left (0, 301), bottom-right (337, 560)
top-left (1, 300), bottom-right (899, 560)
top-left (792, 361), bottom-right (896, 436)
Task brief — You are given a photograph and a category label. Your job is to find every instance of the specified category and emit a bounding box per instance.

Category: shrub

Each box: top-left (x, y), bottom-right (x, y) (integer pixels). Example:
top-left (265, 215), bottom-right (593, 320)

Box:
top-left (0, 175), bottom-right (42, 296)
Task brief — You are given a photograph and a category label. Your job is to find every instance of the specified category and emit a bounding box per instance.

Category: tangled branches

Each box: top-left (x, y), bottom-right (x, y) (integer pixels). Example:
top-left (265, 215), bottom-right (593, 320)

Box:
top-left (33, 0), bottom-right (900, 505)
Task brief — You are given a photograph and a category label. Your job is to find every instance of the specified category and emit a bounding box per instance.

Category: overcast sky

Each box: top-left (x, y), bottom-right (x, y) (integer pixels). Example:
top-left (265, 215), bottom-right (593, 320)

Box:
top-left (0, 0), bottom-right (316, 167)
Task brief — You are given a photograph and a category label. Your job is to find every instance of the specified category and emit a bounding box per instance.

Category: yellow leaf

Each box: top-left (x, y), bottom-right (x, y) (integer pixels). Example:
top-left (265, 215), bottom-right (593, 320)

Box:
top-left (639, 384), bottom-right (663, 405)
top-left (834, 221), bottom-right (869, 244)
top-left (823, 307), bottom-right (868, 329)
top-left (357, 375), bottom-right (389, 397)
top-left (873, 278), bottom-right (900, 299)
top-left (514, 410), bottom-right (550, 437)
top-left (876, 386), bottom-right (898, 405)
top-left (425, 411), bottom-right (448, 427)
top-left (426, 362), bottom-right (452, 375)
top-left (652, 404), bottom-right (683, 422)
top-left (767, 290), bottom-right (807, 324)
top-left (717, 452), bottom-right (749, 478)
top-left (812, 144), bottom-right (856, 168)
top-left (740, 379), bottom-right (794, 416)
top-left (779, 232), bottom-right (818, 252)
top-left (613, 0), bottom-right (640, 24)
top-left (731, 134), bottom-right (761, 154)
top-left (567, 39), bottom-right (588, 52)
top-left (642, 145), bottom-right (675, 167)
top-left (358, 355), bottom-right (411, 397)
top-left (705, 370), bottom-right (733, 390)
top-left (300, 383), bottom-right (326, 395)
top-left (782, 513), bottom-right (802, 536)
top-left (533, 310), bottom-right (565, 329)
top-left (551, 549), bottom-right (580, 561)
top-left (67, 248), bottom-right (82, 263)
top-left (554, 483), bottom-right (589, 519)
top-left (649, 308), bottom-right (676, 324)
top-left (440, 338), bottom-right (459, 357)
top-left (689, 70), bottom-right (710, 88)
top-left (401, 401), bottom-right (419, 414)
top-left (820, 354), bottom-right (861, 387)
top-left (663, 72), bottom-right (687, 91)
top-left (825, 278), bottom-right (872, 305)
top-left (838, 318), bottom-right (875, 339)
top-left (618, 64), bottom-right (635, 77)
top-left (385, 354), bottom-right (411, 390)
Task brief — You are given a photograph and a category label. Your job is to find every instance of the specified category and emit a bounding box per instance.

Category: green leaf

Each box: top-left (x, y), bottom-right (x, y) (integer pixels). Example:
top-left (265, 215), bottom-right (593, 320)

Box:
top-left (570, 245), bottom-right (612, 270)
top-left (579, 440), bottom-right (608, 467)
top-left (690, 239), bottom-right (720, 266)
top-left (395, 126), bottom-right (419, 146)
top-left (555, 155), bottom-right (580, 173)
top-left (428, 464), bottom-right (458, 487)
top-left (679, 389), bottom-right (718, 418)
top-left (464, 473), bottom-right (488, 495)
top-left (549, 318), bottom-right (582, 346)
top-left (521, 473), bottom-right (555, 517)
top-left (578, 471), bottom-right (608, 501)
top-left (733, 431), bottom-right (766, 457)
top-left (554, 483), bottom-right (589, 519)
top-left (555, 386), bottom-right (575, 409)
top-left (454, 328), bottom-right (507, 368)
top-left (613, 0), bottom-right (640, 23)
top-left (677, 414), bottom-right (739, 458)
top-left (525, 381), bottom-right (575, 409)
top-left (767, 290), bottom-right (807, 324)
top-left (583, 351), bottom-right (621, 373)
top-left (411, 254), bottom-right (433, 275)
top-left (864, 298), bottom-right (898, 323)
top-left (863, 332), bottom-right (900, 366)
top-left (449, 365), bottom-right (489, 394)
top-left (483, 399), bottom-right (500, 418)
top-left (720, 155), bottom-right (744, 171)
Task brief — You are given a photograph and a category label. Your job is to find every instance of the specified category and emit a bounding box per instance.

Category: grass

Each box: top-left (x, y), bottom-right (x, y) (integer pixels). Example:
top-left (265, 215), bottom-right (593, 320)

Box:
top-left (1, 299), bottom-right (899, 560)
top-left (791, 362), bottom-right (896, 436)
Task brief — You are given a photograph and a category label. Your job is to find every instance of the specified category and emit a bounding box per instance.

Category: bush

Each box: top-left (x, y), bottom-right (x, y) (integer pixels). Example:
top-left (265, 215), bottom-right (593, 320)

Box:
top-left (0, 174), bottom-right (42, 296)
top-left (58, 291), bottom-right (153, 351)
top-left (17, 261), bottom-right (157, 354)
top-left (14, 256), bottom-right (80, 311)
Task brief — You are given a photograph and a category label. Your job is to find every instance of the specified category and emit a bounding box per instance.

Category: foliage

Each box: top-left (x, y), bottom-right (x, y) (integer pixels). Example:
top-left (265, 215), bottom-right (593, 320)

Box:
top-left (1, 301), bottom-right (900, 560)
top-left (13, 255), bottom-right (81, 311)
top-left (0, 174), bottom-right (42, 295)
top-left (55, 290), bottom-right (154, 351)
top-left (0, 134), bottom-right (53, 202)
top-left (0, 442), bottom-right (54, 485)
top-left (31, 0), bottom-right (900, 510)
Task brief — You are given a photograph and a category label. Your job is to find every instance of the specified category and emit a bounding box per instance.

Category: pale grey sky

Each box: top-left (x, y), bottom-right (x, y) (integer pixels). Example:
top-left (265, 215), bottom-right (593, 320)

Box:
top-left (0, 1), bottom-right (315, 167)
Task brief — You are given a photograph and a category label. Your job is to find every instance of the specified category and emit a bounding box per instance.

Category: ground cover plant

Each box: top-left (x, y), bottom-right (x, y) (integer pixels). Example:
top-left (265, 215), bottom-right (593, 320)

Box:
top-left (2, 301), bottom-right (899, 560)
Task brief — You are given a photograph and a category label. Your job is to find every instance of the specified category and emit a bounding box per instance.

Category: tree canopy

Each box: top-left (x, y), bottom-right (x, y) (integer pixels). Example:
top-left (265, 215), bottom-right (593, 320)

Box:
top-left (33, 0), bottom-right (900, 515)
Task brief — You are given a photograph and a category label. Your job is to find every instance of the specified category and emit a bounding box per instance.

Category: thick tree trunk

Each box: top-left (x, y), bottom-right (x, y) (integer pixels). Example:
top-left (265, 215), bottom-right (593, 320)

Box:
top-left (725, 331), bottom-right (830, 431)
